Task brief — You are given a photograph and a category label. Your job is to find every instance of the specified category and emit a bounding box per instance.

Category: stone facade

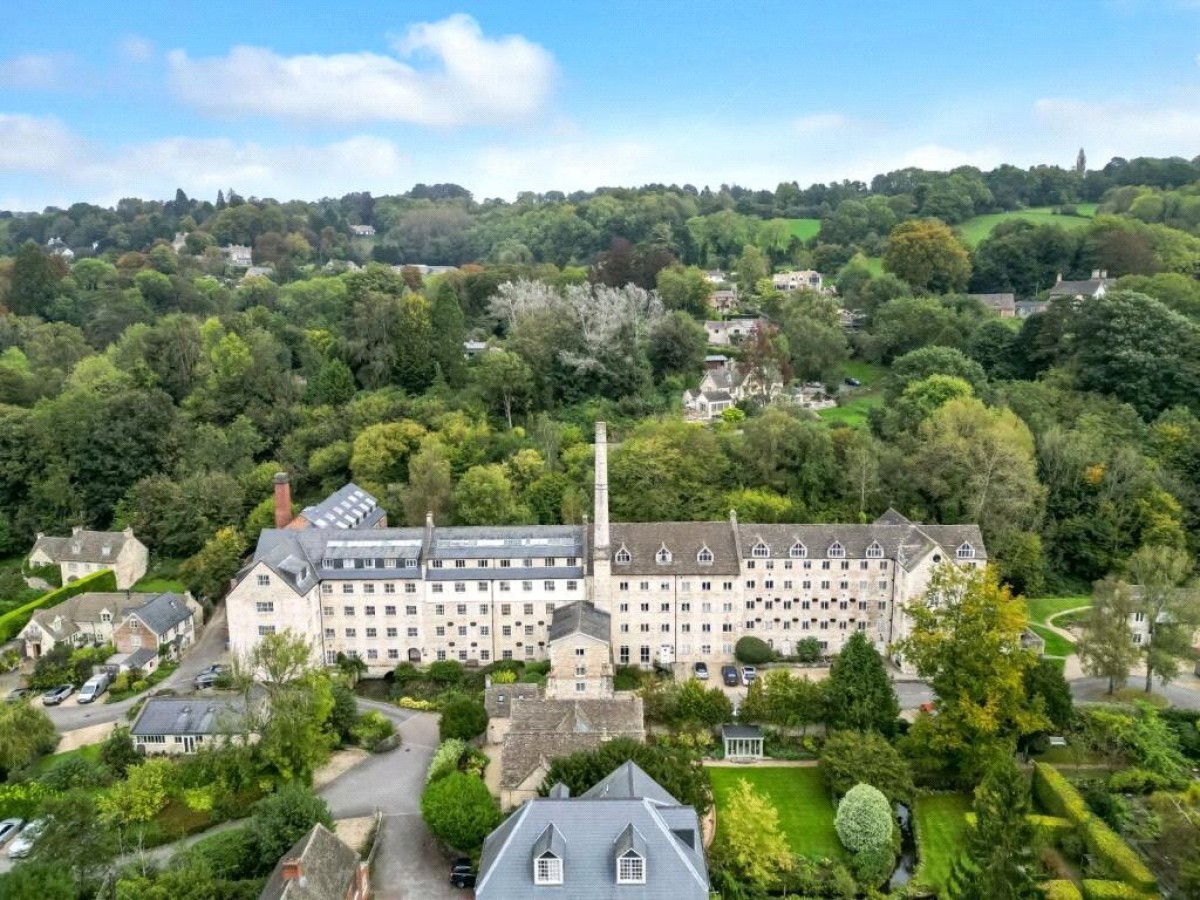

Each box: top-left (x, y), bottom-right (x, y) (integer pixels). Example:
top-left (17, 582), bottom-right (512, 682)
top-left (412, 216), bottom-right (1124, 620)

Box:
top-left (28, 526), bottom-right (148, 590)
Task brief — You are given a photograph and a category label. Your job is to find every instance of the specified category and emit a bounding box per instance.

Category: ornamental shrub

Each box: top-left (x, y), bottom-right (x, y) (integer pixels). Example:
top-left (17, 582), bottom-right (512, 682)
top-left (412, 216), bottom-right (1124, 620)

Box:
top-left (1079, 817), bottom-right (1156, 892)
top-left (794, 636), bottom-right (823, 663)
top-left (427, 660), bottom-right (464, 684)
top-left (834, 783), bottom-right (893, 854)
top-left (1107, 768), bottom-right (1172, 795)
top-left (1032, 762), bottom-right (1089, 822)
top-left (351, 711), bottom-right (397, 752)
top-left (735, 636), bottom-right (773, 665)
top-left (398, 697), bottom-right (436, 710)
top-left (1043, 880), bottom-right (1083, 900)
top-left (1080, 879), bottom-right (1158, 900)
top-left (0, 781), bottom-right (56, 819)
top-left (420, 771), bottom-right (501, 852)
top-left (438, 697), bottom-right (488, 742)
top-left (426, 739), bottom-right (468, 784)
top-left (491, 669), bottom-right (517, 684)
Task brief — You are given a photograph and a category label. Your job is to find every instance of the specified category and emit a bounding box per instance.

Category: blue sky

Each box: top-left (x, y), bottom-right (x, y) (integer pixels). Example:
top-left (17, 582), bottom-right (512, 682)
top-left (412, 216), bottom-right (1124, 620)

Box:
top-left (1, 0), bottom-right (1199, 209)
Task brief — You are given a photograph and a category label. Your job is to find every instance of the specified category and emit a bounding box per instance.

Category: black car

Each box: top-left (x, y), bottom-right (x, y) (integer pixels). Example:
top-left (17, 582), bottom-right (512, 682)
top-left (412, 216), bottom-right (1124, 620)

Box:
top-left (41, 684), bottom-right (74, 706)
top-left (450, 858), bottom-right (476, 889)
top-left (721, 665), bottom-right (739, 686)
top-left (845, 377), bottom-right (862, 387)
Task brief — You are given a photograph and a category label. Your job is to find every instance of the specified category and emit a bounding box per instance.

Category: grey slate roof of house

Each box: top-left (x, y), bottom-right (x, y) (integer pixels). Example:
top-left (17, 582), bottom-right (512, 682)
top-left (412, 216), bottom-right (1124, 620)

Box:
top-left (131, 697), bottom-right (247, 736)
top-left (581, 760), bottom-right (679, 806)
top-left (427, 525), bottom-right (584, 560)
top-left (259, 823), bottom-right (359, 900)
top-left (721, 724), bottom-right (763, 740)
top-left (610, 522), bottom-right (741, 575)
top-left (484, 682), bottom-right (543, 718)
top-left (548, 601), bottom-right (610, 644)
top-left (298, 482), bottom-right (386, 530)
top-left (24, 592), bottom-right (129, 642)
top-left (31, 529), bottom-right (138, 564)
top-left (124, 647), bottom-right (158, 670)
top-left (968, 292), bottom-right (1016, 312)
top-left (1048, 276), bottom-right (1113, 298)
top-left (121, 592), bottom-right (192, 636)
top-left (478, 762), bottom-right (708, 899)
top-left (501, 697), bottom-right (645, 788)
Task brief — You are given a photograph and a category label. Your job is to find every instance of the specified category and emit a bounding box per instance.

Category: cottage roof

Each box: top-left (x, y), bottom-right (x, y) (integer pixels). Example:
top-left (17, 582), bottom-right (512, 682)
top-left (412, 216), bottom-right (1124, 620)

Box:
top-left (968, 292), bottom-right (1016, 312)
top-left (501, 697), bottom-right (645, 788)
top-left (24, 592), bottom-right (131, 642)
top-left (610, 522), bottom-right (740, 575)
top-left (1048, 275), bottom-right (1114, 298)
top-left (580, 760), bottom-right (679, 806)
top-left (31, 529), bottom-right (139, 565)
top-left (735, 521), bottom-right (986, 566)
top-left (260, 823), bottom-right (360, 900)
top-left (130, 697), bottom-right (247, 737)
top-left (720, 724), bottom-right (763, 740)
top-left (484, 682), bottom-right (543, 718)
top-left (121, 592), bottom-right (193, 636)
top-left (548, 601), bottom-right (610, 644)
top-left (478, 764), bottom-right (707, 899)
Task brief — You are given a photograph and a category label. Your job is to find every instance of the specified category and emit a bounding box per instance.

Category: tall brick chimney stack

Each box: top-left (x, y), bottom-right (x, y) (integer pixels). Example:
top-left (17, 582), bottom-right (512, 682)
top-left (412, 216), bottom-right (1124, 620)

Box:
top-left (273, 472), bottom-right (292, 528)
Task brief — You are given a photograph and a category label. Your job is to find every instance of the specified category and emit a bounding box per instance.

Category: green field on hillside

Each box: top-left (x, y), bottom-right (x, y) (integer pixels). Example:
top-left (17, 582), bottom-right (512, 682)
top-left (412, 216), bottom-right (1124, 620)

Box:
top-left (786, 218), bottom-right (822, 241)
top-left (817, 394), bottom-right (883, 427)
top-left (958, 206), bottom-right (1096, 247)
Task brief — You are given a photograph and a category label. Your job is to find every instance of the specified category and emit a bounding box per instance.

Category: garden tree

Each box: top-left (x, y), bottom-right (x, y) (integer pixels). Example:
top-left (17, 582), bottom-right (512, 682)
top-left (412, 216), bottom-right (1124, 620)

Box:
top-left (883, 218), bottom-right (971, 293)
top-left (344, 289), bottom-right (401, 389)
top-left (735, 244), bottom-right (768, 296)
top-left (1077, 575), bottom-right (1140, 694)
top-left (328, 681), bottom-right (360, 743)
top-left (429, 281), bottom-right (467, 386)
top-left (1125, 544), bottom-right (1200, 691)
top-left (1071, 291), bottom-right (1200, 420)
top-left (180, 526), bottom-right (247, 601)
top-left (1023, 659), bottom-right (1074, 734)
top-left (898, 565), bottom-right (1048, 783)
top-left (540, 738), bottom-right (712, 816)
top-left (402, 436), bottom-right (453, 526)
top-left (472, 349), bottom-right (534, 428)
top-left (0, 700), bottom-right (58, 772)
top-left (714, 779), bottom-right (793, 892)
top-left (306, 358), bottom-right (357, 406)
top-left (452, 463), bottom-right (532, 525)
top-left (610, 420), bottom-right (729, 522)
top-left (969, 220), bottom-right (1077, 297)
top-left (8, 241), bottom-right (62, 316)
top-left (885, 346), bottom-right (988, 401)
top-left (943, 758), bottom-right (1041, 900)
top-left (823, 631), bottom-right (901, 736)
top-left (736, 407), bottom-right (837, 499)
top-left (114, 862), bottom-right (248, 900)
top-left (250, 784), bottom-right (334, 874)
top-left (862, 295), bottom-right (976, 363)
top-left (910, 397), bottom-right (1045, 547)
top-left (0, 862), bottom-right (77, 900)
top-left (879, 374), bottom-right (975, 439)
top-left (647, 310), bottom-right (707, 381)
top-left (421, 771), bottom-right (502, 852)
top-left (98, 758), bottom-right (175, 864)
top-left (655, 264), bottom-right (713, 316)
top-left (967, 319), bottom-right (1019, 380)
top-left (777, 291), bottom-right (850, 382)
top-left (722, 486), bottom-right (795, 522)
top-left (673, 678), bottom-right (734, 727)
top-left (349, 419), bottom-right (426, 492)
top-left (820, 731), bottom-right (915, 803)
top-left (31, 790), bottom-right (120, 887)
top-left (834, 782), bottom-right (893, 854)
top-left (100, 725), bottom-right (140, 777)
top-left (439, 696), bottom-right (489, 741)
top-left (837, 428), bottom-right (882, 518)
top-left (1080, 705), bottom-right (1187, 781)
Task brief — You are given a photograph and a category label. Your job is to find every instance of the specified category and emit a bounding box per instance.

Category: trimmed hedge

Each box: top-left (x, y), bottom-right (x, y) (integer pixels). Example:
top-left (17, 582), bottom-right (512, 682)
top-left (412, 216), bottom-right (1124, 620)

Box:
top-left (1028, 814), bottom-right (1074, 845)
top-left (0, 568), bottom-right (118, 642)
top-left (1080, 880), bottom-right (1158, 900)
top-left (1032, 764), bottom-right (1156, 894)
top-left (1043, 881), bottom-right (1083, 900)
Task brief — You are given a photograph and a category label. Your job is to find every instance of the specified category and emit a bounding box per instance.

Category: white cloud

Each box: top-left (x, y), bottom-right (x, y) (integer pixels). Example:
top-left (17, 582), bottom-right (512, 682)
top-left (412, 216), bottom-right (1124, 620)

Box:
top-left (0, 115), bottom-right (80, 171)
top-left (166, 14), bottom-right (556, 127)
top-left (0, 52), bottom-right (73, 89)
top-left (791, 112), bottom-right (856, 135)
top-left (118, 34), bottom-right (155, 63)
top-left (1034, 97), bottom-right (1200, 155)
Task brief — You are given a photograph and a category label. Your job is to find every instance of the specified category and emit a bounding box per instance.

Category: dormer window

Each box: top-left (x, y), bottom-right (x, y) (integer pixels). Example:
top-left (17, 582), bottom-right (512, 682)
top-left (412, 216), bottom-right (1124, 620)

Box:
top-left (865, 541), bottom-right (883, 559)
top-left (697, 546), bottom-right (714, 565)
top-left (322, 558), bottom-right (334, 569)
top-left (534, 854), bottom-right (563, 885)
top-left (615, 546), bottom-right (631, 565)
top-left (101, 546), bottom-right (112, 557)
top-left (100, 612), bottom-right (111, 623)
top-left (71, 542), bottom-right (82, 554)
top-left (751, 541), bottom-right (770, 558)
top-left (789, 541), bottom-right (807, 559)
top-left (827, 541), bottom-right (845, 558)
top-left (656, 544), bottom-right (672, 565)
top-left (956, 542), bottom-right (976, 559)
top-left (617, 851), bottom-right (646, 884)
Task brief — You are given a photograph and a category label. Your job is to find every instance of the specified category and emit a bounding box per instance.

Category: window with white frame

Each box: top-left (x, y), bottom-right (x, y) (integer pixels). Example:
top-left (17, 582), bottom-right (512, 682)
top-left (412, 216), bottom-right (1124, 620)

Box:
top-left (752, 541), bottom-right (770, 558)
top-left (697, 546), bottom-right (713, 564)
top-left (534, 855), bottom-right (562, 884)
top-left (789, 541), bottom-right (807, 558)
top-left (656, 545), bottom-right (672, 564)
top-left (256, 574), bottom-right (270, 586)
top-left (956, 542), bottom-right (976, 559)
top-left (615, 546), bottom-right (631, 564)
top-left (617, 852), bottom-right (645, 884)
top-left (865, 541), bottom-right (883, 558)
top-left (828, 541), bottom-right (845, 558)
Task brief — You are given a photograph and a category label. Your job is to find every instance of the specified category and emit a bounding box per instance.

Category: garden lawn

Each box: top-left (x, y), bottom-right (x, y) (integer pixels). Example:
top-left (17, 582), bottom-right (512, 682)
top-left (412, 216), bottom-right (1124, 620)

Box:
top-left (817, 394), bottom-right (883, 428)
top-left (1029, 624), bottom-right (1076, 657)
top-left (957, 207), bottom-right (1096, 247)
top-left (836, 360), bottom-right (886, 386)
top-left (1026, 596), bottom-right (1090, 625)
top-left (130, 577), bottom-right (188, 593)
top-left (709, 766), bottom-right (843, 860)
top-left (27, 742), bottom-right (104, 777)
top-left (913, 793), bottom-right (972, 893)
top-left (786, 218), bottom-right (821, 241)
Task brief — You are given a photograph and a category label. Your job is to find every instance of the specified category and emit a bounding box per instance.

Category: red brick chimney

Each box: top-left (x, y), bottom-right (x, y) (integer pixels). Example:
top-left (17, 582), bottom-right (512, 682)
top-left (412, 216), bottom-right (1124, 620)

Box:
top-left (281, 857), bottom-right (304, 882)
top-left (273, 472), bottom-right (293, 528)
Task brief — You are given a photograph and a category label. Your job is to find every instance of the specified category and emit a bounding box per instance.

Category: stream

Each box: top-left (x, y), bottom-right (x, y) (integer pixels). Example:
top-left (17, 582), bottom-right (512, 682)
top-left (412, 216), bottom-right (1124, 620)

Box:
top-left (888, 801), bottom-right (916, 890)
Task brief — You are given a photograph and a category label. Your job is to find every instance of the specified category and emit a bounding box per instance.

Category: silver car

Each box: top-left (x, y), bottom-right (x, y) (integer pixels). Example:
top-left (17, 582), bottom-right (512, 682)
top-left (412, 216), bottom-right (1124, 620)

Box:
top-left (7, 818), bottom-right (45, 858)
top-left (0, 818), bottom-right (25, 847)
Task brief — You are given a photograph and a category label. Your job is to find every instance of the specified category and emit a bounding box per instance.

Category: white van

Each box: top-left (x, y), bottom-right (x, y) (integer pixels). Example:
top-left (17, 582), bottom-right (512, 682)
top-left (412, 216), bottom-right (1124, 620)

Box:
top-left (77, 673), bottom-right (109, 704)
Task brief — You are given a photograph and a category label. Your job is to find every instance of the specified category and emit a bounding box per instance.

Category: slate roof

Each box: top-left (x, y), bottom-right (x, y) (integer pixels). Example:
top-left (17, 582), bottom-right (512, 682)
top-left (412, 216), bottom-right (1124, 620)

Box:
top-left (548, 601), bottom-right (610, 644)
top-left (24, 592), bottom-right (130, 643)
top-left (131, 697), bottom-right (247, 736)
top-left (1048, 276), bottom-right (1113, 298)
top-left (735, 521), bottom-right (986, 566)
top-left (30, 529), bottom-right (140, 564)
top-left (260, 823), bottom-right (360, 900)
top-left (123, 647), bottom-right (158, 670)
top-left (501, 697), bottom-right (645, 788)
top-left (610, 522), bottom-right (740, 575)
top-left (969, 292), bottom-right (1016, 313)
top-left (122, 592), bottom-right (193, 636)
top-left (720, 724), bottom-right (763, 740)
top-left (581, 760), bottom-right (679, 806)
top-left (484, 682), bottom-right (543, 718)
top-left (478, 763), bottom-right (708, 899)
top-left (296, 483), bottom-right (386, 530)
top-left (428, 525), bottom-right (584, 561)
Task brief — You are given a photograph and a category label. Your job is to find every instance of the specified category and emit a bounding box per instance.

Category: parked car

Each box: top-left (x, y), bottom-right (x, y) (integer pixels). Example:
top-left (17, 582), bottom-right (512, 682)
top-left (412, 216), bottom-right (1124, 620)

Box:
top-left (741, 665), bottom-right (758, 686)
top-left (41, 684), bottom-right (74, 706)
top-left (450, 858), bottom-right (476, 889)
top-left (7, 818), bottom-right (46, 859)
top-left (721, 665), bottom-right (739, 687)
top-left (844, 377), bottom-right (862, 387)
top-left (4, 687), bottom-right (30, 703)
top-left (692, 661), bottom-right (709, 680)
top-left (77, 673), bottom-right (109, 704)
top-left (194, 665), bottom-right (228, 690)
top-left (0, 818), bottom-right (24, 847)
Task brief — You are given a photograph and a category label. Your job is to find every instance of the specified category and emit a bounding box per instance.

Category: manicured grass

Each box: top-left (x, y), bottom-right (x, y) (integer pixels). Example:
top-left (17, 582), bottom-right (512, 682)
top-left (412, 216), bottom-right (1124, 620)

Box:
top-left (786, 218), bottom-right (822, 241)
top-left (28, 742), bottom-right (104, 776)
top-left (1029, 624), bottom-right (1076, 657)
top-left (709, 766), bottom-right (843, 860)
top-left (1026, 596), bottom-right (1091, 626)
top-left (913, 793), bottom-right (972, 893)
top-left (836, 360), bottom-right (886, 386)
top-left (130, 577), bottom-right (187, 593)
top-left (817, 394), bottom-right (883, 427)
top-left (957, 207), bottom-right (1096, 247)
top-left (131, 558), bottom-right (186, 594)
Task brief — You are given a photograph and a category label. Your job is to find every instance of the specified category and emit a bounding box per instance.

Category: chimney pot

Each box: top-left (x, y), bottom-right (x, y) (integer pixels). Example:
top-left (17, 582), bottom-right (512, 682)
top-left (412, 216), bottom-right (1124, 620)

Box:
top-left (273, 473), bottom-right (292, 529)
top-left (281, 858), bottom-right (304, 882)
top-left (1091, 269), bottom-right (1101, 280)
top-left (1056, 272), bottom-right (1063, 284)
top-left (425, 510), bottom-right (434, 528)
top-left (72, 525), bottom-right (83, 535)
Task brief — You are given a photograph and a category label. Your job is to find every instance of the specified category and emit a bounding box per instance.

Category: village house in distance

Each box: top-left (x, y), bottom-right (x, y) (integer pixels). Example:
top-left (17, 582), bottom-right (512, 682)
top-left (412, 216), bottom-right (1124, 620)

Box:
top-left (226, 423), bottom-right (986, 677)
top-left (28, 526), bottom-right (148, 589)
